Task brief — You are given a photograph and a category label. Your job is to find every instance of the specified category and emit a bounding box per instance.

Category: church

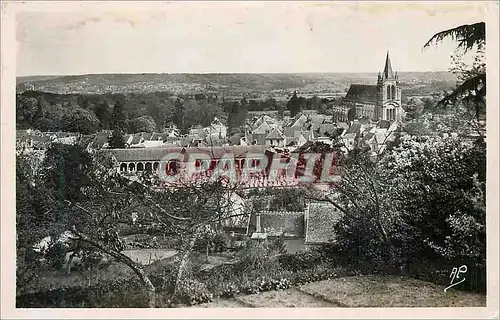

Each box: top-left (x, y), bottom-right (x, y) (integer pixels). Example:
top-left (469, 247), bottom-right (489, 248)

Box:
top-left (333, 52), bottom-right (403, 123)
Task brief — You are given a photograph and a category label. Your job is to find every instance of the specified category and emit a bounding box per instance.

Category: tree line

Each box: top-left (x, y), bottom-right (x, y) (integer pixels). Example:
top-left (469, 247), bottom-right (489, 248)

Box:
top-left (16, 90), bottom-right (341, 137)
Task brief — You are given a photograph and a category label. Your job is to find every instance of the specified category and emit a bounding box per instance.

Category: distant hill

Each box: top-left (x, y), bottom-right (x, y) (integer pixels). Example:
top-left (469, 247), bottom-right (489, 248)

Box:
top-left (16, 72), bottom-right (457, 96)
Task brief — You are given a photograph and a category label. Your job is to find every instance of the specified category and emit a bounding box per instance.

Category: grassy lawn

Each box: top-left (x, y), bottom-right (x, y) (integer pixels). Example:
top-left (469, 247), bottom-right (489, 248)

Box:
top-left (19, 250), bottom-right (234, 295)
top-left (235, 288), bottom-right (335, 308)
top-left (20, 262), bottom-right (135, 295)
top-left (194, 275), bottom-right (486, 308)
top-left (122, 249), bottom-right (177, 265)
top-left (18, 244), bottom-right (486, 309)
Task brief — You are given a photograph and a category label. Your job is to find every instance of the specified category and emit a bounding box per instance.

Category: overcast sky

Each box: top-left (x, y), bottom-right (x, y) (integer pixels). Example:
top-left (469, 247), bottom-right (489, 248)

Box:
top-left (15, 1), bottom-right (488, 76)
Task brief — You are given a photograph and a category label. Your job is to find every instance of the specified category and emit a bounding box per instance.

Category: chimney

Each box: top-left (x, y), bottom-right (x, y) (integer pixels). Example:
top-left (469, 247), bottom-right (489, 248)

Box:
top-left (255, 212), bottom-right (262, 233)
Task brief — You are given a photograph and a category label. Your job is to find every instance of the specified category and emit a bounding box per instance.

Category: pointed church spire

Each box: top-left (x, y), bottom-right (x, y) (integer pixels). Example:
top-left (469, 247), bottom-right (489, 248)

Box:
top-left (383, 51), bottom-right (394, 79)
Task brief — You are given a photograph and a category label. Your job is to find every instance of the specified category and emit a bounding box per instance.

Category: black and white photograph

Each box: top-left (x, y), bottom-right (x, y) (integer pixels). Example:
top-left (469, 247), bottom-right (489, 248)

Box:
top-left (1, 1), bottom-right (499, 318)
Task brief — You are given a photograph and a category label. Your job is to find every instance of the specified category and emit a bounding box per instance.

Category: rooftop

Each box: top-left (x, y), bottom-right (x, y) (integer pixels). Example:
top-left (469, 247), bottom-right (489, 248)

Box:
top-left (305, 202), bottom-right (343, 244)
top-left (344, 85), bottom-right (378, 104)
top-left (105, 145), bottom-right (273, 162)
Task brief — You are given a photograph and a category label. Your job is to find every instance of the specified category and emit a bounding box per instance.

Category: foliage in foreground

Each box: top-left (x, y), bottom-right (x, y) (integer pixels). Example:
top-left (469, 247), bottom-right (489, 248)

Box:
top-left (16, 243), bottom-right (342, 308)
top-left (16, 235), bottom-right (487, 308)
top-left (328, 136), bottom-right (486, 270)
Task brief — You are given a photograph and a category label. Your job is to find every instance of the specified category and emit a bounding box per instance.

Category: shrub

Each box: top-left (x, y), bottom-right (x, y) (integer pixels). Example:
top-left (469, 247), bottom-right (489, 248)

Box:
top-left (330, 213), bottom-right (391, 270)
top-left (80, 249), bottom-right (104, 270)
top-left (173, 278), bottom-right (213, 306)
top-left (212, 233), bottom-right (229, 252)
top-left (16, 247), bottom-right (43, 292)
top-left (197, 249), bottom-right (345, 302)
top-left (384, 137), bottom-right (486, 264)
top-left (277, 250), bottom-right (327, 271)
top-left (328, 137), bottom-right (486, 280)
top-left (193, 232), bottom-right (228, 254)
top-left (45, 241), bottom-right (69, 270)
top-left (290, 264), bottom-right (344, 285)
top-left (268, 235), bottom-right (287, 255)
top-left (408, 259), bottom-right (486, 294)
top-left (16, 277), bottom-right (147, 308)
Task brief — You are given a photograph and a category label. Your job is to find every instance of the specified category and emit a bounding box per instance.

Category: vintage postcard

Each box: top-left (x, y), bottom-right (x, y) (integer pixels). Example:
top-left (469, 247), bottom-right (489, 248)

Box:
top-left (1, 1), bottom-right (499, 319)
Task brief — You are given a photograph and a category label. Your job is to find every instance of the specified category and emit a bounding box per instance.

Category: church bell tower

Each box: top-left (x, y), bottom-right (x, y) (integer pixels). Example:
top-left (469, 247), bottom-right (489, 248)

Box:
top-left (377, 52), bottom-right (402, 121)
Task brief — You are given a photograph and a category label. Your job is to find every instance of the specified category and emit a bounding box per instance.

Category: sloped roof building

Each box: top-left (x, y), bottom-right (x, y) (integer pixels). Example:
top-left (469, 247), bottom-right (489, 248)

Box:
top-left (333, 52), bottom-right (403, 123)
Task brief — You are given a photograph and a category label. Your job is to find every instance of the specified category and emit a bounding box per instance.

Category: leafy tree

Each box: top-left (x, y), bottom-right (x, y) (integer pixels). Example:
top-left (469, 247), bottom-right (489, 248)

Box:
top-left (32, 96), bottom-right (49, 123)
top-left (423, 22), bottom-right (486, 121)
top-left (141, 177), bottom-right (241, 304)
top-left (111, 101), bottom-right (128, 131)
top-left (16, 153), bottom-right (52, 291)
top-left (286, 91), bottom-right (303, 117)
top-left (29, 144), bottom-right (242, 307)
top-left (421, 97), bottom-right (437, 114)
top-left (155, 99), bottom-right (175, 130)
top-left (309, 135), bottom-right (486, 271)
top-left (36, 147), bottom-right (158, 305)
top-left (95, 101), bottom-right (112, 130)
top-left (42, 143), bottom-right (94, 204)
top-left (306, 146), bottom-right (399, 267)
top-left (267, 188), bottom-right (305, 212)
top-left (404, 98), bottom-right (425, 120)
top-left (226, 100), bottom-right (248, 135)
top-left (108, 129), bottom-right (126, 148)
top-left (248, 99), bottom-right (259, 111)
top-left (172, 98), bottom-right (185, 130)
top-left (402, 120), bottom-right (431, 137)
top-left (197, 99), bottom-right (224, 127)
top-left (33, 117), bottom-right (57, 132)
top-left (276, 101), bottom-right (285, 119)
top-left (61, 108), bottom-right (100, 134)
top-left (381, 137), bottom-right (486, 263)
top-left (307, 96), bottom-right (322, 111)
top-left (42, 104), bottom-right (66, 131)
top-left (129, 115), bottom-right (157, 133)
top-left (183, 99), bottom-right (216, 129)
top-left (16, 97), bottom-right (38, 125)
top-left (77, 96), bottom-right (91, 109)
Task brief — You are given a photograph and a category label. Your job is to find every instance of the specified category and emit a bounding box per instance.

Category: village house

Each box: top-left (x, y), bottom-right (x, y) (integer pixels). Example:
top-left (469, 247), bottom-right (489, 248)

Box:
top-left (91, 131), bottom-right (111, 149)
top-left (162, 125), bottom-right (180, 138)
top-left (252, 121), bottom-right (273, 135)
top-left (265, 128), bottom-right (287, 147)
top-left (245, 201), bottom-right (341, 252)
top-left (290, 113), bottom-right (309, 129)
top-left (205, 117), bottom-right (227, 139)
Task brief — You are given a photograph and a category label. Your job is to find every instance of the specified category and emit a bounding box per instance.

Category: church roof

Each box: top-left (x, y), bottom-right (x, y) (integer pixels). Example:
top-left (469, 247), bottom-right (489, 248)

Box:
top-left (383, 52), bottom-right (395, 79)
top-left (344, 84), bottom-right (378, 104)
